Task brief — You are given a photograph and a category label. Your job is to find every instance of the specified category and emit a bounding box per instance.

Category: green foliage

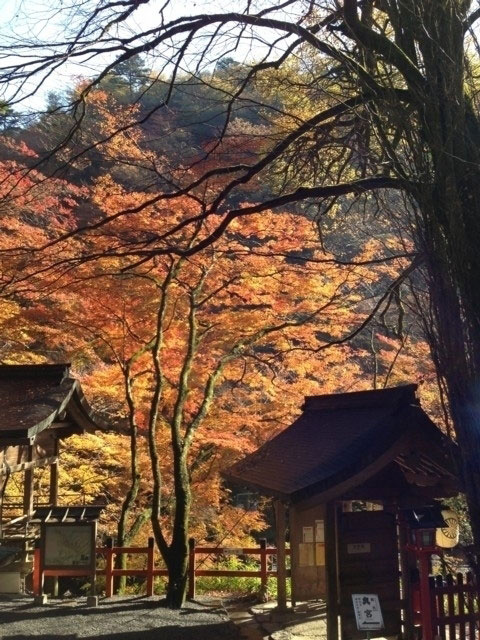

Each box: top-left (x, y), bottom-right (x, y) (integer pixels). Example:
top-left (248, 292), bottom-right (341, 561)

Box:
top-left (0, 101), bottom-right (19, 132)
top-left (195, 555), bottom-right (261, 595)
top-left (444, 494), bottom-right (473, 547)
top-left (97, 55), bottom-right (151, 104)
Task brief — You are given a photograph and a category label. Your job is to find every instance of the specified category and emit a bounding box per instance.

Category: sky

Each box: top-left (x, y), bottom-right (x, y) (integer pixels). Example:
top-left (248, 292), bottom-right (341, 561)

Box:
top-left (0, 0), bottom-right (285, 113)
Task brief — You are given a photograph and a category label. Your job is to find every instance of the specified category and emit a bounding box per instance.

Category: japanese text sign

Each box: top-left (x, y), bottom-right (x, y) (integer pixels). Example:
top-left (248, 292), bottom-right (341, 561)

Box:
top-left (352, 594), bottom-right (384, 631)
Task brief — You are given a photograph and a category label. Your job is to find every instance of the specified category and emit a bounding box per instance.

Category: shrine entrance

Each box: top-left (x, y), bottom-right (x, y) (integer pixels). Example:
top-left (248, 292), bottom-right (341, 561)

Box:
top-left (227, 384), bottom-right (461, 640)
top-left (338, 508), bottom-right (400, 639)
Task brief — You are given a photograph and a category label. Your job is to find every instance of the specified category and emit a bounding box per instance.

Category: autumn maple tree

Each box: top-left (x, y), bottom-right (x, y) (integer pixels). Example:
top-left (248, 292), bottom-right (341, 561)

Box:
top-left (0, 70), bottom-right (452, 605)
top-left (1, 2), bottom-right (476, 603)
top-left (34, 165), bottom-right (404, 604)
top-left (14, 1), bottom-right (470, 552)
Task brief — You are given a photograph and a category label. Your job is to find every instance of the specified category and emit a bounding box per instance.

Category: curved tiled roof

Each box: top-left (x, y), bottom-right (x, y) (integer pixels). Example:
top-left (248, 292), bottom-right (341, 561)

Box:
top-left (0, 363), bottom-right (107, 440)
top-left (226, 384), bottom-right (458, 503)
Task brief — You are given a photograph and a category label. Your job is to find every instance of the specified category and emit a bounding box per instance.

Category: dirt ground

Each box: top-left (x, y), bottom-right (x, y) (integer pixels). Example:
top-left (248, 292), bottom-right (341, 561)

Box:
top-left (0, 595), bottom-right (239, 640)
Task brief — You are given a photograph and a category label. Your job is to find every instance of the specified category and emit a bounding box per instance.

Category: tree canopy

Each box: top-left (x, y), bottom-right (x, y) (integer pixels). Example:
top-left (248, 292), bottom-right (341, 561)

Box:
top-left (1, 0), bottom-right (480, 605)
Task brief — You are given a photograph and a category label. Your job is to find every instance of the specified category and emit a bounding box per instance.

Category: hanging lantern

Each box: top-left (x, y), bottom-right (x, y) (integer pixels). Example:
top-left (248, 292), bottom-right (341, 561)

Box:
top-left (435, 509), bottom-right (459, 549)
top-left (404, 505), bottom-right (447, 551)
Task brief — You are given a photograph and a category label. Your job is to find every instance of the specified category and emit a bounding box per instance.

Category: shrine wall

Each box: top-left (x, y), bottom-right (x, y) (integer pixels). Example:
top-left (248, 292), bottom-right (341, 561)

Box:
top-left (289, 502), bottom-right (327, 602)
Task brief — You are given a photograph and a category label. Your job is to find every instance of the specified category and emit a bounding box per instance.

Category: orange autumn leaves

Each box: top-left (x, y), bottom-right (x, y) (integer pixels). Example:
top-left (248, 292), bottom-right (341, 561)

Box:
top-left (0, 88), bottom-right (438, 546)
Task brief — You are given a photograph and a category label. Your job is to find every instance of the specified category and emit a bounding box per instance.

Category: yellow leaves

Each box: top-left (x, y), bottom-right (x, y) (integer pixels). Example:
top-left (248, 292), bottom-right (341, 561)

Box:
top-left (0, 145), bottom-right (438, 546)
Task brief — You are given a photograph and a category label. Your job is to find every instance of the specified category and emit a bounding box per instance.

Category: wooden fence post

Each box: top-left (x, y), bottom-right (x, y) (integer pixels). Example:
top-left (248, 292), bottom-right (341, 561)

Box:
top-left (105, 537), bottom-right (114, 598)
top-left (446, 573), bottom-right (455, 640)
top-left (466, 571), bottom-right (476, 640)
top-left (428, 576), bottom-right (437, 640)
top-left (260, 538), bottom-right (267, 593)
top-left (434, 575), bottom-right (445, 640)
top-left (418, 552), bottom-right (434, 640)
top-left (146, 537), bottom-right (155, 596)
top-left (33, 541), bottom-right (42, 596)
top-left (188, 538), bottom-right (196, 600)
top-left (457, 573), bottom-right (466, 640)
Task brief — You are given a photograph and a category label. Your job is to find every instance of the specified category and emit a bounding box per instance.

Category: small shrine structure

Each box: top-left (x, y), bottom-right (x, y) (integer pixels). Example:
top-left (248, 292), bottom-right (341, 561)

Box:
top-left (0, 363), bottom-right (107, 592)
top-left (226, 384), bottom-right (461, 640)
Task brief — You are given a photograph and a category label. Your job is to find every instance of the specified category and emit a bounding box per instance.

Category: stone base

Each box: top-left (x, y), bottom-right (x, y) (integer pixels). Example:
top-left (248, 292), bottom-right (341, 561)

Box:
top-left (86, 595), bottom-right (99, 607)
top-left (34, 594), bottom-right (48, 605)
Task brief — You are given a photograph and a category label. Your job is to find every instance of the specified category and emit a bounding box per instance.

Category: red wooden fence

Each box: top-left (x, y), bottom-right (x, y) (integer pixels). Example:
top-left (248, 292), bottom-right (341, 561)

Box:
top-left (33, 537), bottom-right (290, 598)
top-left (430, 572), bottom-right (480, 639)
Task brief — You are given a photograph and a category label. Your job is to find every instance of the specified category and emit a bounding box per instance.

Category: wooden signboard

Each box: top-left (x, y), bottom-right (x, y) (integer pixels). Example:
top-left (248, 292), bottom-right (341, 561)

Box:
top-left (352, 594), bottom-right (384, 632)
top-left (41, 522), bottom-right (96, 570)
top-left (339, 511), bottom-right (401, 639)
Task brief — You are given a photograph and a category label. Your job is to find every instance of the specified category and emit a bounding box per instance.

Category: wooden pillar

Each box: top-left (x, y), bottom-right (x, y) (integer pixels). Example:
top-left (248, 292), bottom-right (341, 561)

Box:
top-left (326, 501), bottom-right (339, 640)
top-left (0, 470), bottom-right (10, 538)
top-left (23, 446), bottom-right (34, 516)
top-left (50, 440), bottom-right (60, 598)
top-left (288, 505), bottom-right (297, 607)
top-left (146, 537), bottom-right (155, 596)
top-left (398, 509), bottom-right (414, 639)
top-left (33, 542), bottom-right (43, 596)
top-left (275, 500), bottom-right (288, 611)
top-left (188, 537), bottom-right (196, 600)
top-left (49, 440), bottom-right (59, 506)
top-left (260, 538), bottom-right (268, 594)
top-left (105, 537), bottom-right (114, 597)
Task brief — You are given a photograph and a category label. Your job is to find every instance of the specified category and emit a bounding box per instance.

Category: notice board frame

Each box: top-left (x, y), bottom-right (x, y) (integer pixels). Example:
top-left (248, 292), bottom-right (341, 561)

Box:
top-left (41, 521), bottom-right (97, 571)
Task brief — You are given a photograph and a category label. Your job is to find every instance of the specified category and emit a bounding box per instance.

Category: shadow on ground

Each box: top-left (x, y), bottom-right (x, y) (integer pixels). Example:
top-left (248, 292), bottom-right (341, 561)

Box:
top-left (0, 596), bottom-right (239, 640)
top-left (5, 625), bottom-right (235, 640)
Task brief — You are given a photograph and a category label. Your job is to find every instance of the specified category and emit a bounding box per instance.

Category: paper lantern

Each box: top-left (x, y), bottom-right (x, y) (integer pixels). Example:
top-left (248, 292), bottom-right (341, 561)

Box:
top-left (435, 509), bottom-right (459, 548)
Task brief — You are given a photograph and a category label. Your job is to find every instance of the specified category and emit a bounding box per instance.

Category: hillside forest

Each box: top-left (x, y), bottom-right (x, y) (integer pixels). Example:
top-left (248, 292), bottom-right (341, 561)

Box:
top-left (0, 45), bottom-right (469, 603)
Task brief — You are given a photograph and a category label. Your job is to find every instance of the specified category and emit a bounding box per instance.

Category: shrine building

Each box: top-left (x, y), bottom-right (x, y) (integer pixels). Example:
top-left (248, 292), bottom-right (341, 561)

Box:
top-left (226, 384), bottom-right (461, 640)
top-left (0, 363), bottom-right (107, 592)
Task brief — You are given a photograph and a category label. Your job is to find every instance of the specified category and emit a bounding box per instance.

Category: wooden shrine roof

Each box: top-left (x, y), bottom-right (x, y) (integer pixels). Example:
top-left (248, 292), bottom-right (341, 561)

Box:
top-left (226, 385), bottom-right (459, 505)
top-left (0, 363), bottom-right (107, 441)
top-left (30, 505), bottom-right (104, 523)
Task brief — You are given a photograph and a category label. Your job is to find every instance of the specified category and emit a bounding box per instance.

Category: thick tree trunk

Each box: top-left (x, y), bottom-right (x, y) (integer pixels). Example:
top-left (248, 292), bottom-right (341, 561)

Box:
top-left (150, 438), bottom-right (191, 608)
top-left (420, 161), bottom-right (480, 551)
top-left (115, 472), bottom-right (141, 592)
top-left (116, 373), bottom-right (142, 593)
top-left (427, 257), bottom-right (480, 550)
top-left (450, 396), bottom-right (480, 550)
top-left (164, 452), bottom-right (191, 608)
top-left (165, 534), bottom-right (189, 608)
top-left (345, 0), bottom-right (480, 548)
top-left (418, 13), bottom-right (480, 546)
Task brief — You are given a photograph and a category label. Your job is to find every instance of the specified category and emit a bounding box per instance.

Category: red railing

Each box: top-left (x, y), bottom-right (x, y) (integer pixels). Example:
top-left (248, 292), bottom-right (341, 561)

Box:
top-left (430, 572), bottom-right (480, 639)
top-left (187, 538), bottom-right (290, 599)
top-left (33, 537), bottom-right (290, 598)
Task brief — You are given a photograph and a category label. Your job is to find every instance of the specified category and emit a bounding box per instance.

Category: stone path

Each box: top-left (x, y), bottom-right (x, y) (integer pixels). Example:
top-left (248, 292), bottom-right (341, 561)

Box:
top-left (226, 600), bottom-right (328, 640)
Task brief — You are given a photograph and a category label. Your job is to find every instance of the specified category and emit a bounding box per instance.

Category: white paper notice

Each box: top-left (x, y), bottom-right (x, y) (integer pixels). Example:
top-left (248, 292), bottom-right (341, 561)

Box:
top-left (302, 526), bottom-right (314, 543)
top-left (315, 520), bottom-right (325, 543)
top-left (352, 594), bottom-right (384, 631)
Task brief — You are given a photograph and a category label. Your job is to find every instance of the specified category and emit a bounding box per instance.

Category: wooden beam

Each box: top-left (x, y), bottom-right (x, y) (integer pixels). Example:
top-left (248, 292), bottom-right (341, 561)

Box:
top-left (1, 455), bottom-right (58, 476)
top-left (23, 446), bottom-right (34, 516)
top-left (49, 439), bottom-right (59, 506)
top-left (275, 500), bottom-right (288, 611)
top-left (48, 422), bottom-right (77, 430)
top-left (0, 438), bottom-right (33, 446)
top-left (326, 501), bottom-right (339, 640)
